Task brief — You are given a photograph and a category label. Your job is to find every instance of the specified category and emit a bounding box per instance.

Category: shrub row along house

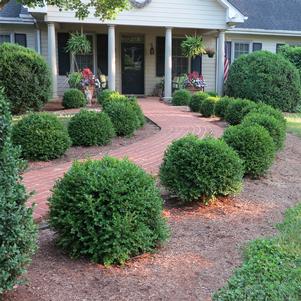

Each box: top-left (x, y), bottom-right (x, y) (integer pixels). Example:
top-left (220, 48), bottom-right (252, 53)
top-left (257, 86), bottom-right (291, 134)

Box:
top-left (1, 0), bottom-right (301, 99)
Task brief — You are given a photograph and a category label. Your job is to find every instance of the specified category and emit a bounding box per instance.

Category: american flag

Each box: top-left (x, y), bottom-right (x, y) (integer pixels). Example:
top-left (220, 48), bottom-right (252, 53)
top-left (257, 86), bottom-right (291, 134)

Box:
top-left (224, 56), bottom-right (230, 82)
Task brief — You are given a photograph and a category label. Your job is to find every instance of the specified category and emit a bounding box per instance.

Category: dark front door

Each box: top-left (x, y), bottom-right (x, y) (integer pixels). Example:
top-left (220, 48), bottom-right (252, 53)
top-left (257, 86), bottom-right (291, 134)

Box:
top-left (122, 42), bottom-right (144, 95)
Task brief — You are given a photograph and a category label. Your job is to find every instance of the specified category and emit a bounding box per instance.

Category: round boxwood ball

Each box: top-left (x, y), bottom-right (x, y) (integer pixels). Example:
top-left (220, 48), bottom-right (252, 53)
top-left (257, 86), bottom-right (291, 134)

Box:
top-left (103, 101), bottom-right (138, 136)
top-left (12, 113), bottom-right (71, 161)
top-left (68, 110), bottom-right (115, 146)
top-left (242, 113), bottom-right (286, 150)
top-left (0, 43), bottom-right (51, 114)
top-left (215, 96), bottom-right (234, 118)
top-left (172, 89), bottom-right (191, 106)
top-left (223, 124), bottom-right (276, 178)
top-left (189, 92), bottom-right (209, 112)
top-left (200, 96), bottom-right (218, 117)
top-left (160, 134), bottom-right (244, 203)
top-left (49, 157), bottom-right (169, 265)
top-left (225, 51), bottom-right (301, 112)
top-left (224, 98), bottom-right (257, 125)
top-left (63, 88), bottom-right (86, 109)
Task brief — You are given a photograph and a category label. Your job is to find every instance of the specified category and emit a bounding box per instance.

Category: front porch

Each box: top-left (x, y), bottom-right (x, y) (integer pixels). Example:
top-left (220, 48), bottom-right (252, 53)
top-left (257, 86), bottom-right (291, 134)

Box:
top-left (46, 23), bottom-right (226, 99)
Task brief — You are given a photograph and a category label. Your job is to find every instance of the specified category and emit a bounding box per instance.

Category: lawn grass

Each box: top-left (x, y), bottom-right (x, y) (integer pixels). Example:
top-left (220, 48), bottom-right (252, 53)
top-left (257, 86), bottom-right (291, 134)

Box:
top-left (213, 202), bottom-right (301, 301)
top-left (286, 113), bottom-right (301, 138)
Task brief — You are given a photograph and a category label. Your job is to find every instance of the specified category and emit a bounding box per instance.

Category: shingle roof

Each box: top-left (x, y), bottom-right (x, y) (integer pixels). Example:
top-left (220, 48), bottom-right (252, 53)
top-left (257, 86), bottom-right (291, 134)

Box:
top-left (0, 0), bottom-right (30, 18)
top-left (228, 0), bottom-right (301, 31)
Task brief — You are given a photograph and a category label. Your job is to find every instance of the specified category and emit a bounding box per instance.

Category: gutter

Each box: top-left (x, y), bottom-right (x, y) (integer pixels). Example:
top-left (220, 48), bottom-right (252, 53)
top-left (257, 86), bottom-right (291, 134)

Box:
top-left (228, 28), bottom-right (301, 37)
top-left (0, 17), bottom-right (35, 24)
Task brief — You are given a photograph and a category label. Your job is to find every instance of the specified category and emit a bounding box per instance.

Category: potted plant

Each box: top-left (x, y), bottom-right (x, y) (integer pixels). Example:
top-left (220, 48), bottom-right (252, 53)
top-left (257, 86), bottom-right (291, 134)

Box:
top-left (184, 72), bottom-right (206, 92)
top-left (181, 35), bottom-right (206, 58)
top-left (205, 47), bottom-right (215, 58)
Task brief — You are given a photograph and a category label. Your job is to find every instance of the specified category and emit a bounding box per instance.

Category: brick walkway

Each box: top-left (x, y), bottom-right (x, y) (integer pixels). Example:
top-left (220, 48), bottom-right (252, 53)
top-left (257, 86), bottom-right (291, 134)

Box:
top-left (23, 98), bottom-right (224, 221)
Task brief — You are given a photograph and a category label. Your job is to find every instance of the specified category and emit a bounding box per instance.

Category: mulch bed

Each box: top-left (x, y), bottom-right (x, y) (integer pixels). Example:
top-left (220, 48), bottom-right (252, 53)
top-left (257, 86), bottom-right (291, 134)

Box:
top-left (4, 134), bottom-right (301, 301)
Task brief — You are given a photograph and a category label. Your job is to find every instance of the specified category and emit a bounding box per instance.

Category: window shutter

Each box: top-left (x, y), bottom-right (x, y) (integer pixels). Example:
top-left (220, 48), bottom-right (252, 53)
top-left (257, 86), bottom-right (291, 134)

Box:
top-left (156, 37), bottom-right (165, 77)
top-left (253, 43), bottom-right (262, 52)
top-left (97, 34), bottom-right (108, 75)
top-left (225, 41), bottom-right (232, 64)
top-left (57, 33), bottom-right (70, 76)
top-left (14, 33), bottom-right (27, 47)
top-left (191, 56), bottom-right (202, 74)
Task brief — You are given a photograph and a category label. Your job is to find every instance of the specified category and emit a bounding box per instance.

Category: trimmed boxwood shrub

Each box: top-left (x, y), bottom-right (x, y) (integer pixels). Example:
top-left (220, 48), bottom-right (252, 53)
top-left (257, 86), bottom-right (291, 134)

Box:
top-left (97, 89), bottom-right (119, 105)
top-left (0, 43), bottom-right (51, 114)
top-left (189, 92), bottom-right (209, 112)
top-left (242, 113), bottom-right (286, 150)
top-left (224, 98), bottom-right (257, 125)
top-left (225, 51), bottom-right (301, 112)
top-left (207, 91), bottom-right (218, 97)
top-left (68, 110), bottom-right (115, 146)
top-left (248, 103), bottom-right (287, 126)
top-left (279, 44), bottom-right (301, 74)
top-left (103, 101), bottom-right (138, 136)
top-left (160, 135), bottom-right (244, 203)
top-left (0, 89), bottom-right (37, 294)
top-left (200, 96), bottom-right (218, 117)
top-left (128, 97), bottom-right (145, 128)
top-left (223, 124), bottom-right (276, 177)
top-left (172, 89), bottom-right (191, 106)
top-left (62, 88), bottom-right (86, 109)
top-left (12, 113), bottom-right (71, 161)
top-left (49, 157), bottom-right (169, 265)
top-left (215, 96), bottom-right (234, 118)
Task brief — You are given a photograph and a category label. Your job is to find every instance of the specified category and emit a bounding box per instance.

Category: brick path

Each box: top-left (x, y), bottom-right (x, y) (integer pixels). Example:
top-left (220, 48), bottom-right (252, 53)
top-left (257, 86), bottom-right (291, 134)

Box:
top-left (23, 98), bottom-right (224, 221)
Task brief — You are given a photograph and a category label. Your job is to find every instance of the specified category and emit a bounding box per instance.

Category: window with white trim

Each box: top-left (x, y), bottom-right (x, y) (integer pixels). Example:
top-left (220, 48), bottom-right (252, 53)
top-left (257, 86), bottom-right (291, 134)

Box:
top-left (234, 42), bottom-right (250, 60)
top-left (0, 34), bottom-right (11, 44)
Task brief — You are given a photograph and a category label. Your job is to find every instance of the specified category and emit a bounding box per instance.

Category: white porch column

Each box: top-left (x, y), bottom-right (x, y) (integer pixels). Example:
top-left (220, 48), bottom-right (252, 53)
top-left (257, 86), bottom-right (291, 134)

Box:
top-left (47, 23), bottom-right (58, 98)
top-left (164, 27), bottom-right (172, 101)
top-left (217, 30), bottom-right (225, 96)
top-left (108, 25), bottom-right (116, 91)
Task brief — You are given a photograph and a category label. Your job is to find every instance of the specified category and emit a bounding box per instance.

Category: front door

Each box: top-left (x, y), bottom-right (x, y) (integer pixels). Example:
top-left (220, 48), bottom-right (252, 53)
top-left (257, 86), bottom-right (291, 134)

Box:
top-left (121, 39), bottom-right (144, 95)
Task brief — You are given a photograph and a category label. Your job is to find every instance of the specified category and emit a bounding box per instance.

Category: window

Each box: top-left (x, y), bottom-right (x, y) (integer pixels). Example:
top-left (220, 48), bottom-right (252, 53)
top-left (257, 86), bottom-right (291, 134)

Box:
top-left (276, 43), bottom-right (285, 53)
top-left (14, 33), bottom-right (27, 47)
top-left (74, 35), bottom-right (94, 71)
top-left (234, 42), bottom-right (250, 59)
top-left (172, 38), bottom-right (188, 76)
top-left (0, 34), bottom-right (11, 44)
top-left (252, 43), bottom-right (262, 52)
top-left (156, 37), bottom-right (189, 77)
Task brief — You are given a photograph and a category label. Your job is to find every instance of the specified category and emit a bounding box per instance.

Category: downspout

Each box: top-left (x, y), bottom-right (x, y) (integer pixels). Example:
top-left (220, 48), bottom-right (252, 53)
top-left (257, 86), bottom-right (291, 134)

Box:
top-left (215, 36), bottom-right (218, 93)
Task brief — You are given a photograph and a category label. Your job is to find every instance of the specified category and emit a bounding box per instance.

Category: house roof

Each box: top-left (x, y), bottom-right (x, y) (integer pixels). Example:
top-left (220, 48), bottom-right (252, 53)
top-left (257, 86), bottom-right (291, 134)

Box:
top-left (0, 0), bottom-right (33, 20)
top-left (228, 0), bottom-right (301, 31)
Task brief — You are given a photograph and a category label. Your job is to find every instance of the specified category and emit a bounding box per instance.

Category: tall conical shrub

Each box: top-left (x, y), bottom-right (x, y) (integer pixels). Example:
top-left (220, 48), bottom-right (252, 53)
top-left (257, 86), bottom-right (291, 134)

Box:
top-left (0, 88), bottom-right (37, 295)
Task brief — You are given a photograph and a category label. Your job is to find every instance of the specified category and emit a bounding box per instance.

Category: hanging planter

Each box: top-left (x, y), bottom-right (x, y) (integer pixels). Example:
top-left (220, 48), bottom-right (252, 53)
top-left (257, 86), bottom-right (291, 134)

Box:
top-left (205, 48), bottom-right (215, 58)
top-left (66, 32), bottom-right (91, 55)
top-left (181, 35), bottom-right (206, 58)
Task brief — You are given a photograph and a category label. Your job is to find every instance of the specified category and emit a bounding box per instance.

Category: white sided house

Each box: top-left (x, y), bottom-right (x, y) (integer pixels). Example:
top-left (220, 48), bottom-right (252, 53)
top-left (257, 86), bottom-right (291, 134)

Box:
top-left (1, 0), bottom-right (301, 99)
top-left (0, 0), bottom-right (245, 99)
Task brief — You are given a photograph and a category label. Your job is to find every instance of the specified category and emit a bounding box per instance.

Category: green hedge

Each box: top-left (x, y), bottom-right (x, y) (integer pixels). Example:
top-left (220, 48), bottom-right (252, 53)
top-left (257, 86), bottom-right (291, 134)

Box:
top-left (215, 96), bottom-right (234, 118)
top-left (0, 43), bottom-right (51, 114)
top-left (0, 89), bottom-right (37, 294)
top-left (225, 51), bottom-right (301, 112)
top-left (97, 89), bottom-right (119, 105)
top-left (49, 157), bottom-right (169, 265)
top-left (242, 113), bottom-right (286, 150)
top-left (172, 89), bottom-right (191, 106)
top-left (189, 92), bottom-right (209, 112)
top-left (160, 135), bottom-right (244, 203)
top-left (68, 110), bottom-right (115, 146)
top-left (223, 124), bottom-right (276, 177)
top-left (279, 44), bottom-right (301, 74)
top-left (103, 101), bottom-right (138, 136)
top-left (12, 113), bottom-right (71, 161)
top-left (213, 203), bottom-right (301, 301)
top-left (62, 88), bottom-right (86, 109)
top-left (200, 96), bottom-right (218, 117)
top-left (224, 99), bottom-right (257, 125)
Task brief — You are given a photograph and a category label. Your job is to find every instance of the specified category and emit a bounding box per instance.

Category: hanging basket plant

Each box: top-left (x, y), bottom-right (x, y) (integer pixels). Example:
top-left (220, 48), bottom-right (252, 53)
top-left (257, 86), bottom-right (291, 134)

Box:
top-left (181, 35), bottom-right (206, 58)
top-left (205, 47), bottom-right (215, 58)
top-left (66, 33), bottom-right (91, 55)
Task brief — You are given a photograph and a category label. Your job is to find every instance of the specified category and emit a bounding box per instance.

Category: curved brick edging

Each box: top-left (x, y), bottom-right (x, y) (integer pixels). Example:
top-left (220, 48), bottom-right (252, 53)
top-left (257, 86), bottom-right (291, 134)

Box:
top-left (23, 98), bottom-right (224, 221)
